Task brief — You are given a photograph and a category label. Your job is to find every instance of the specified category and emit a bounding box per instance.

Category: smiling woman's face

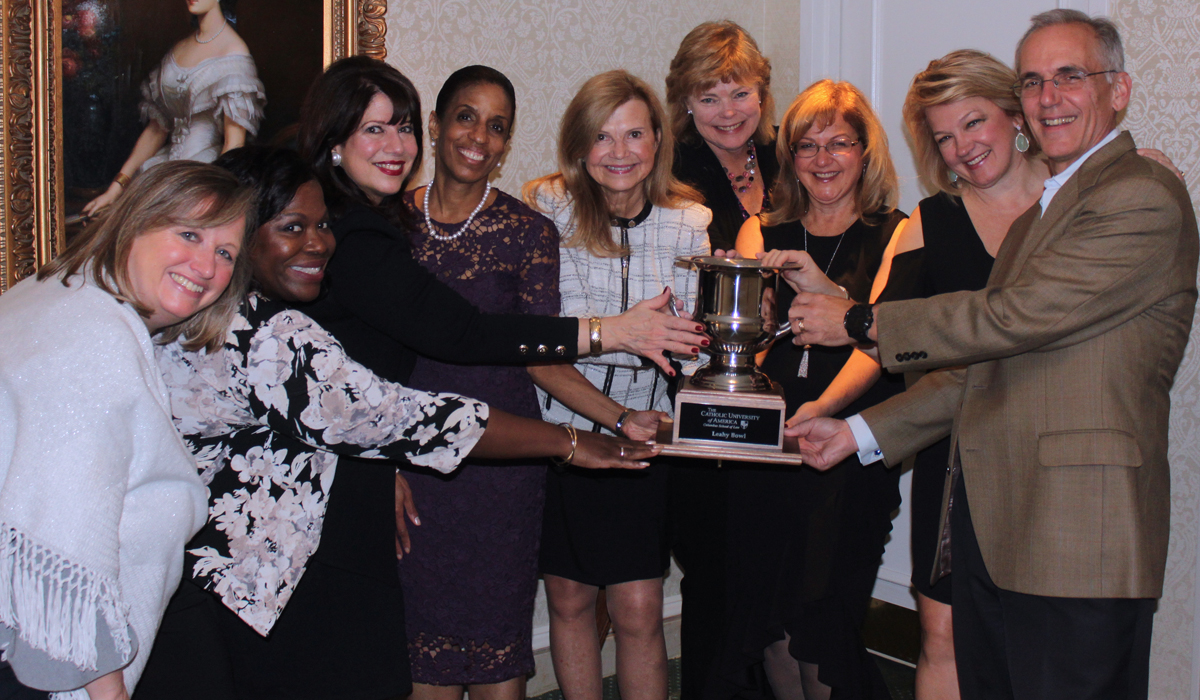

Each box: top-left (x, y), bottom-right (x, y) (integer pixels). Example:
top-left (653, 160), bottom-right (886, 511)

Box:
top-left (793, 112), bottom-right (864, 211)
top-left (430, 82), bottom-right (513, 187)
top-left (585, 99), bottom-right (659, 216)
top-left (332, 92), bottom-right (418, 204)
top-left (926, 96), bottom-right (1023, 191)
top-left (127, 216), bottom-right (244, 331)
top-left (686, 79), bottom-right (761, 154)
top-left (250, 180), bottom-right (334, 303)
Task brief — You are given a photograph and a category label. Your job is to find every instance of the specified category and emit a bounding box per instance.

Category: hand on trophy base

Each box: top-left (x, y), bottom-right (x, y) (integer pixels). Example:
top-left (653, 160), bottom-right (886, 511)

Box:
top-left (784, 417), bottom-right (859, 471)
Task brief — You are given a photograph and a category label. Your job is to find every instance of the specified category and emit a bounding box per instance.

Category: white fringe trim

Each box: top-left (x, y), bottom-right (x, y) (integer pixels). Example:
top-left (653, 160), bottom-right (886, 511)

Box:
top-left (49, 689), bottom-right (88, 700)
top-left (0, 526), bottom-right (131, 671)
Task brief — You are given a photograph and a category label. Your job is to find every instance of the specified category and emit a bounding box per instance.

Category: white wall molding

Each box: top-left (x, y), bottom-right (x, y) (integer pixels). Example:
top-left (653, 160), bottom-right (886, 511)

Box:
top-left (800, 0), bottom-right (842, 86)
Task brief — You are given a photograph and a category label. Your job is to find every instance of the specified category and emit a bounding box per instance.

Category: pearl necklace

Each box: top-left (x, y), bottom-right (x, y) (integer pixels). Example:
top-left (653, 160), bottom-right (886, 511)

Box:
top-left (195, 17), bottom-right (227, 44)
top-left (423, 180), bottom-right (491, 242)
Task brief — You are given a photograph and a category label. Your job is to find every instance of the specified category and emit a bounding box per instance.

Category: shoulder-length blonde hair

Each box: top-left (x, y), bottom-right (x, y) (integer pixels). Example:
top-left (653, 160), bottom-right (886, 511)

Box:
top-left (38, 161), bottom-right (254, 352)
top-left (524, 70), bottom-right (700, 258)
top-left (766, 79), bottom-right (897, 227)
top-left (903, 49), bottom-right (1034, 195)
top-left (666, 21), bottom-right (775, 146)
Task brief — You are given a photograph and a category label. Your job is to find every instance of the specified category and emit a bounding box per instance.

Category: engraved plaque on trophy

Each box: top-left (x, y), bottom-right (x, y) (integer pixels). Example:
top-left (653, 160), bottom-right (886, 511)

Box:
top-left (657, 256), bottom-right (805, 465)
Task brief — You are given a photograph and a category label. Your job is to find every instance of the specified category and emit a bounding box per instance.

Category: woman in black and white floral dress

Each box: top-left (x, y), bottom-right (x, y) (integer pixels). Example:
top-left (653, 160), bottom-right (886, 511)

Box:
top-left (135, 147), bottom-right (656, 700)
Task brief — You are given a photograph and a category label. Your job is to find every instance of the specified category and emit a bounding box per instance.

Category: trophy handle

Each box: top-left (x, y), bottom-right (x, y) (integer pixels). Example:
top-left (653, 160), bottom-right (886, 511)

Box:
top-left (667, 290), bottom-right (684, 318)
top-left (773, 322), bottom-right (793, 340)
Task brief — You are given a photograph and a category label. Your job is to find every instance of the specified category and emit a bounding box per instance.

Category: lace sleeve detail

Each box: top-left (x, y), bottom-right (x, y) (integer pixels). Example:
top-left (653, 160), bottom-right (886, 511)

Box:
top-left (245, 307), bottom-right (488, 473)
top-left (518, 216), bottom-right (562, 315)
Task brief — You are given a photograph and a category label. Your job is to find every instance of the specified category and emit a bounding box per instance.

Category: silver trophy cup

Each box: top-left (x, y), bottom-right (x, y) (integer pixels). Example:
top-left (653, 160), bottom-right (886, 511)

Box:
top-left (660, 256), bottom-right (805, 458)
top-left (679, 256), bottom-right (796, 392)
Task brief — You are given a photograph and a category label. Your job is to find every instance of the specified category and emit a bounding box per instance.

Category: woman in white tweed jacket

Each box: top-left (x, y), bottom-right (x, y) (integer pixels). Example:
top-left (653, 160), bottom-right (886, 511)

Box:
top-left (524, 70), bottom-right (710, 700)
top-left (0, 162), bottom-right (252, 700)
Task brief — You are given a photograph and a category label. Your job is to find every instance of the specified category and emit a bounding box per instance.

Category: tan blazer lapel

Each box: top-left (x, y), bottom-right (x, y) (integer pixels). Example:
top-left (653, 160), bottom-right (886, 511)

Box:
top-left (989, 203), bottom-right (1040, 284)
top-left (991, 132), bottom-right (1138, 284)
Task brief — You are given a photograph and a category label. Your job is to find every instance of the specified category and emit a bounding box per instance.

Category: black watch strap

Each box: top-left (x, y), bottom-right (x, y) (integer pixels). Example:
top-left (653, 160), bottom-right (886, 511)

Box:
top-left (844, 303), bottom-right (875, 345)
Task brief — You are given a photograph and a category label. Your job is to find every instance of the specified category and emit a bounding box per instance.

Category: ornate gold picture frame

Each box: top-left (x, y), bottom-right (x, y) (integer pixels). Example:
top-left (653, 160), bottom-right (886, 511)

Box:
top-left (0, 0), bottom-right (387, 293)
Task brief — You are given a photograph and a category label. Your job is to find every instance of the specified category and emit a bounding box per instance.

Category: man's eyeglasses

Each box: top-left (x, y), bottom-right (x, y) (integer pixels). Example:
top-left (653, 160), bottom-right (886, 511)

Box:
top-left (791, 140), bottom-right (860, 159)
top-left (1013, 69), bottom-right (1117, 96)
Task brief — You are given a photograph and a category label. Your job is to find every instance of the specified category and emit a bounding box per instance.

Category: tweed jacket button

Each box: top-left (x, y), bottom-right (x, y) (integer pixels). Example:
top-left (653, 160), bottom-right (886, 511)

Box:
top-left (518, 344), bottom-right (529, 355)
top-left (536, 344), bottom-right (548, 355)
top-left (555, 345), bottom-right (567, 356)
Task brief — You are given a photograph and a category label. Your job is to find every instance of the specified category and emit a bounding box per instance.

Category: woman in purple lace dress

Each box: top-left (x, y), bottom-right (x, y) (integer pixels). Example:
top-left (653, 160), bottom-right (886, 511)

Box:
top-left (399, 66), bottom-right (558, 698)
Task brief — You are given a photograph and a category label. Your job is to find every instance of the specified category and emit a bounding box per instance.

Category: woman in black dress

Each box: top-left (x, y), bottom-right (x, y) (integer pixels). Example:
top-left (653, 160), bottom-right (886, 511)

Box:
top-left (778, 50), bottom-right (1182, 700)
top-left (662, 22), bottom-right (780, 696)
top-left (733, 79), bottom-right (905, 700)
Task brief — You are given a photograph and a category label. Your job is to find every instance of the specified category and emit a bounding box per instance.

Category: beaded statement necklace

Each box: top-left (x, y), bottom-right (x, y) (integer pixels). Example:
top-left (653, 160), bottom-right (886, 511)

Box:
top-left (423, 180), bottom-right (491, 242)
top-left (723, 140), bottom-right (757, 194)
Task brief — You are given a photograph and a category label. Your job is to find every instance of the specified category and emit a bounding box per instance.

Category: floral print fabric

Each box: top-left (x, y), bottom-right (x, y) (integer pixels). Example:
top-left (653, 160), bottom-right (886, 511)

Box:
top-left (156, 294), bottom-right (488, 635)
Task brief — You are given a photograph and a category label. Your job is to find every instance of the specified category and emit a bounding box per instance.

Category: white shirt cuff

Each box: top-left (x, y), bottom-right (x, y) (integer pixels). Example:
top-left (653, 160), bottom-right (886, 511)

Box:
top-left (846, 414), bottom-right (884, 465)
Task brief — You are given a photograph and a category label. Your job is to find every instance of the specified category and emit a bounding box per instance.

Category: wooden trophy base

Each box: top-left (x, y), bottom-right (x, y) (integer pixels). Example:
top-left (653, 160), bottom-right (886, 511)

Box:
top-left (656, 376), bottom-right (806, 465)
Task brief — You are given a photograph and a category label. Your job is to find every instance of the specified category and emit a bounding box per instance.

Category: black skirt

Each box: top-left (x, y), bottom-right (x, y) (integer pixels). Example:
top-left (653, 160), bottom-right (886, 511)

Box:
top-left (539, 461), bottom-right (670, 586)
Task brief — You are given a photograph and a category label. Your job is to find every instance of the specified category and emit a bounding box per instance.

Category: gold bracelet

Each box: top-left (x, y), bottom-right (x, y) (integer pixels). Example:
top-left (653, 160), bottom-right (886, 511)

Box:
top-left (113, 172), bottom-right (132, 189)
top-left (552, 422), bottom-right (578, 466)
top-left (588, 317), bottom-right (603, 355)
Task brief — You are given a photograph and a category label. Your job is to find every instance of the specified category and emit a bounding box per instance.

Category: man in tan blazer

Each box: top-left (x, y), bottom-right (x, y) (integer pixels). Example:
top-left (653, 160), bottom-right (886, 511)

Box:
top-left (785, 10), bottom-right (1198, 699)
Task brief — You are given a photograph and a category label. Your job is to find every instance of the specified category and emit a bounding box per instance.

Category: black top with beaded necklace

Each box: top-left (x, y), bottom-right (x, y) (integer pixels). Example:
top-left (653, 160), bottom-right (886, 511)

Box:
top-left (725, 140), bottom-right (758, 194)
top-left (672, 138), bottom-right (780, 252)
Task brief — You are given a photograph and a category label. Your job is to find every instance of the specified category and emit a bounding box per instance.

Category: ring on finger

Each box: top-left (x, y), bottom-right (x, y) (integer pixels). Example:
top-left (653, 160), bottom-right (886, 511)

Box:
top-left (797, 318), bottom-right (806, 334)
top-left (619, 446), bottom-right (626, 458)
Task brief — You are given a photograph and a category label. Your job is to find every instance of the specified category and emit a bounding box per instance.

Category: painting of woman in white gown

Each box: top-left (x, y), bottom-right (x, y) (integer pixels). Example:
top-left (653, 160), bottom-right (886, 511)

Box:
top-left (64, 0), bottom-right (321, 218)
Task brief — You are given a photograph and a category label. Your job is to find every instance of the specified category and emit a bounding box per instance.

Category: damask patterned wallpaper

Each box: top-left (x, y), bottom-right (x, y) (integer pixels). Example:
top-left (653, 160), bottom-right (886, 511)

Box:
top-left (1114, 1), bottom-right (1200, 696)
top-left (386, 0), bottom-right (800, 193)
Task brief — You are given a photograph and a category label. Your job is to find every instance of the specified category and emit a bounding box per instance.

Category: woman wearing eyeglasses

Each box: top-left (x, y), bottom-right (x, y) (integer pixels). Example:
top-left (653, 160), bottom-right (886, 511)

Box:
top-left (721, 80), bottom-right (906, 700)
top-left (763, 51), bottom-right (1181, 700)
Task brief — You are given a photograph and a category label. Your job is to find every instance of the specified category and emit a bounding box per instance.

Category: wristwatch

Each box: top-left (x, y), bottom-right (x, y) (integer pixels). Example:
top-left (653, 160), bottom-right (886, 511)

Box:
top-left (843, 303), bottom-right (875, 345)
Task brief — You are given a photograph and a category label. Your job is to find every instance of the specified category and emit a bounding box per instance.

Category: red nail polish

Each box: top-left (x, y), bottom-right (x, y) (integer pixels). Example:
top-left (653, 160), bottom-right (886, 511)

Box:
top-left (691, 347), bottom-right (699, 354)
top-left (695, 325), bottom-right (704, 332)
top-left (700, 339), bottom-right (710, 346)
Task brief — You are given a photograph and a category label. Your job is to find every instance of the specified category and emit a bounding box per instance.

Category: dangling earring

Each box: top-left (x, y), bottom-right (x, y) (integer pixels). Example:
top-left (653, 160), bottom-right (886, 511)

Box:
top-left (1014, 128), bottom-right (1030, 153)
top-left (687, 109), bottom-right (693, 115)
top-left (331, 150), bottom-right (342, 167)
top-left (949, 171), bottom-right (959, 185)
top-left (431, 139), bottom-right (437, 147)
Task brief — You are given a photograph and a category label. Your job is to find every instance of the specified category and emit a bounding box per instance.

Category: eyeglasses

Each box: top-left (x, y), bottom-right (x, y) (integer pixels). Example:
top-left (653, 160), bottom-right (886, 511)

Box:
top-left (1013, 69), bottom-right (1117, 96)
top-left (791, 140), bottom-right (860, 159)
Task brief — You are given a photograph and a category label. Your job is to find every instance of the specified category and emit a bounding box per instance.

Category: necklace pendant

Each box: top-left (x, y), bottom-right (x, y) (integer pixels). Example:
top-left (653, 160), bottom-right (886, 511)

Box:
top-left (798, 345), bottom-right (811, 378)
